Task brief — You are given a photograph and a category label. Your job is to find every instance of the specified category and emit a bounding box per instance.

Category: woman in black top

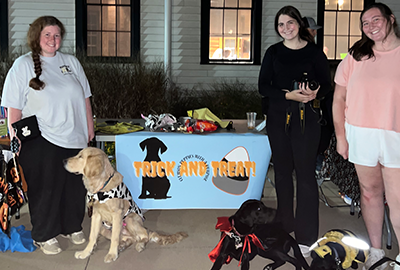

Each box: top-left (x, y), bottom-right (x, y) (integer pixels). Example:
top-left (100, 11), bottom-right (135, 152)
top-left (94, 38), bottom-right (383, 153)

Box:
top-left (258, 6), bottom-right (331, 254)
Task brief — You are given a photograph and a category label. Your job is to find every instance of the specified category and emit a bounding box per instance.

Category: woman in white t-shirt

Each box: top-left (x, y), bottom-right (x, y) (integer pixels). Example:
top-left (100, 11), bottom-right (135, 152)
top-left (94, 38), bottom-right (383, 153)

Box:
top-left (1, 16), bottom-right (94, 255)
top-left (333, 3), bottom-right (400, 269)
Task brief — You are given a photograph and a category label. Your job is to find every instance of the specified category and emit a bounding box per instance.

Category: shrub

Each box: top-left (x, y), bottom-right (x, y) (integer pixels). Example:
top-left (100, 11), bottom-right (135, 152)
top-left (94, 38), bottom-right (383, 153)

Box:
top-left (0, 51), bottom-right (263, 120)
top-left (187, 79), bottom-right (262, 119)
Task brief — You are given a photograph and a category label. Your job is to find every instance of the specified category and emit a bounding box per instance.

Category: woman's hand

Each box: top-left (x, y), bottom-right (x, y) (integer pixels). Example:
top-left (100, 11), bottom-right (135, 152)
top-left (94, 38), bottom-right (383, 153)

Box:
top-left (285, 88), bottom-right (316, 103)
top-left (336, 137), bottom-right (349, 160)
top-left (300, 82), bottom-right (319, 97)
top-left (284, 82), bottom-right (318, 103)
top-left (7, 107), bottom-right (22, 155)
top-left (85, 98), bottom-right (95, 144)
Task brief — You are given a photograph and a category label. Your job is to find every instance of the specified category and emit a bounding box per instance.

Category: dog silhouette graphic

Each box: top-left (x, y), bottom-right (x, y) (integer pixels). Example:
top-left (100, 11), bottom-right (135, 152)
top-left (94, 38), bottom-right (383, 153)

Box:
top-left (138, 137), bottom-right (171, 200)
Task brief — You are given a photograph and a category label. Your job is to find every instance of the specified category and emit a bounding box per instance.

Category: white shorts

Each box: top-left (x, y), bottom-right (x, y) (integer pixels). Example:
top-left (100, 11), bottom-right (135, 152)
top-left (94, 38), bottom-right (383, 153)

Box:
top-left (345, 122), bottom-right (400, 168)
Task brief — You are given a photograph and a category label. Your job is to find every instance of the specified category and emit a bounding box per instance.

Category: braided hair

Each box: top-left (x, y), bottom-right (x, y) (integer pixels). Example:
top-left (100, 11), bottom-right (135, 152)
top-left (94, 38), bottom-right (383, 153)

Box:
top-left (27, 16), bottom-right (65, 90)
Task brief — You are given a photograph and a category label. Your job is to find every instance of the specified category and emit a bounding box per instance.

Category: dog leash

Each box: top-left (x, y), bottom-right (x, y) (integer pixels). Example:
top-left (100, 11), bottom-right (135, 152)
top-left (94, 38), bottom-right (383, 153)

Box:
top-left (86, 172), bottom-right (115, 218)
top-left (97, 172), bottom-right (115, 192)
top-left (330, 245), bottom-right (342, 270)
top-left (369, 257), bottom-right (400, 270)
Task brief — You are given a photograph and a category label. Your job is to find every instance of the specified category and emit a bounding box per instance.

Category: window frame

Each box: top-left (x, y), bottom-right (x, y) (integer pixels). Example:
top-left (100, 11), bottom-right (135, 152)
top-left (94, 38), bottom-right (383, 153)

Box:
top-left (317, 0), bottom-right (375, 64)
top-left (0, 0), bottom-right (8, 55)
top-left (200, 0), bottom-right (262, 65)
top-left (75, 0), bottom-right (140, 62)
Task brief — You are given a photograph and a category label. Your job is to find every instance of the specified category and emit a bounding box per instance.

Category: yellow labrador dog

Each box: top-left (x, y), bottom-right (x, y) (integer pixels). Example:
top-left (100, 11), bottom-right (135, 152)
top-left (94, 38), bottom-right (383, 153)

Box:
top-left (64, 147), bottom-right (188, 263)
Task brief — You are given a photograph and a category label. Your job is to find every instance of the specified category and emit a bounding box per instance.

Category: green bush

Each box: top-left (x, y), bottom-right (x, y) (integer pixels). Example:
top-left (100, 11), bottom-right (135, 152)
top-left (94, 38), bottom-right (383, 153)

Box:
top-left (187, 79), bottom-right (262, 119)
top-left (0, 51), bottom-right (263, 120)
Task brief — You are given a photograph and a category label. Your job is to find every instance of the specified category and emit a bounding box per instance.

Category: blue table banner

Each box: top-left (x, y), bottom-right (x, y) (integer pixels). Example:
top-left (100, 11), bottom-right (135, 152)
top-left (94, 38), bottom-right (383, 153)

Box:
top-left (116, 132), bottom-right (271, 209)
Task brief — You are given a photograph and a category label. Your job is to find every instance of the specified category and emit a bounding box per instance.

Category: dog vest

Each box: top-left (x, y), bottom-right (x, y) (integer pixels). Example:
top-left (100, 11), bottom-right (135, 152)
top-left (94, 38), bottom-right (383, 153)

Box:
top-left (311, 229), bottom-right (368, 269)
top-left (208, 216), bottom-right (265, 267)
top-left (87, 182), bottom-right (144, 221)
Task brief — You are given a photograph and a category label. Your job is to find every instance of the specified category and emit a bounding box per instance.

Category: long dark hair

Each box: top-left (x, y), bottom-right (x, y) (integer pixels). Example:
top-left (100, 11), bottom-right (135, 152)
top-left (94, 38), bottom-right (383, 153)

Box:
top-left (349, 2), bottom-right (400, 61)
top-left (27, 16), bottom-right (65, 90)
top-left (274, 6), bottom-right (314, 43)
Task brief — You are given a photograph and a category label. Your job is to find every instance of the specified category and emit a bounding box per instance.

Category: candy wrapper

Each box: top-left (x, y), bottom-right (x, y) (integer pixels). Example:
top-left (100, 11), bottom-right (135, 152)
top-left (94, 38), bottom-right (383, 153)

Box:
top-left (183, 119), bottom-right (218, 133)
top-left (141, 113), bottom-right (177, 132)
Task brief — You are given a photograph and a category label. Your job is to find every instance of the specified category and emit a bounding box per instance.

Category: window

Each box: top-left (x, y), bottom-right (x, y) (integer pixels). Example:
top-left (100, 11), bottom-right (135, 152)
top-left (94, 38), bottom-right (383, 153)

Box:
top-left (201, 0), bottom-right (262, 64)
top-left (76, 0), bottom-right (140, 60)
top-left (321, 0), bottom-right (374, 60)
top-left (0, 0), bottom-right (8, 55)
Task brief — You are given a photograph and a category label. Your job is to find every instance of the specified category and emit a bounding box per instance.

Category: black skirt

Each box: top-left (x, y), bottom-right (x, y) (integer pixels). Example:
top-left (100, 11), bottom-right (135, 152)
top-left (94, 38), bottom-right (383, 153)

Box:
top-left (18, 135), bottom-right (86, 242)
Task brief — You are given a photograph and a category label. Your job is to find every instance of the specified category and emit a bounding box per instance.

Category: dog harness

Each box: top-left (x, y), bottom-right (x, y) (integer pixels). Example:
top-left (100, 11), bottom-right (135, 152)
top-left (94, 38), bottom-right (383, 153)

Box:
top-left (311, 229), bottom-right (368, 269)
top-left (208, 216), bottom-right (265, 267)
top-left (87, 182), bottom-right (144, 221)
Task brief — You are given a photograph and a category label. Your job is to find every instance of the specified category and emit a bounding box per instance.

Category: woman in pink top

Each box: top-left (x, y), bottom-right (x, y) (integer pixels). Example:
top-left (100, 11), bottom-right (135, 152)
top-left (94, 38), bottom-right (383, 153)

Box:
top-left (333, 3), bottom-right (400, 270)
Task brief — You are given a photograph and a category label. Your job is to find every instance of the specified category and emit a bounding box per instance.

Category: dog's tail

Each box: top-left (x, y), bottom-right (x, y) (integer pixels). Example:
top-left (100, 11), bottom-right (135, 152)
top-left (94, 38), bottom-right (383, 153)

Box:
top-left (149, 231), bottom-right (188, 245)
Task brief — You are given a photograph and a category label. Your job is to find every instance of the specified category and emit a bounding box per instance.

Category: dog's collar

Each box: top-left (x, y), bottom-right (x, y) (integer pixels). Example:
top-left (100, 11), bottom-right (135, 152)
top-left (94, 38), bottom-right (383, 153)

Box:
top-left (330, 244), bottom-right (342, 270)
top-left (96, 172), bottom-right (115, 193)
top-left (209, 216), bottom-right (265, 267)
top-left (231, 219), bottom-right (244, 237)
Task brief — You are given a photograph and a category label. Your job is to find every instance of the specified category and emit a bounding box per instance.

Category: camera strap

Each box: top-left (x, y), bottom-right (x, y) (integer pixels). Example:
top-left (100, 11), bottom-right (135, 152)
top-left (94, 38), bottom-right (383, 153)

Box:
top-left (313, 99), bottom-right (320, 108)
top-left (299, 102), bottom-right (305, 134)
top-left (285, 107), bottom-right (292, 135)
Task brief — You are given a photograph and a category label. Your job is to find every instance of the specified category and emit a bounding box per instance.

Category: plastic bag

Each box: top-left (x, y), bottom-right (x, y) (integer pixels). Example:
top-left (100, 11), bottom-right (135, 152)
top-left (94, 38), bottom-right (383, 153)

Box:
top-left (188, 108), bottom-right (231, 129)
top-left (141, 113), bottom-right (177, 131)
top-left (0, 225), bottom-right (36, 252)
top-left (184, 119), bottom-right (218, 133)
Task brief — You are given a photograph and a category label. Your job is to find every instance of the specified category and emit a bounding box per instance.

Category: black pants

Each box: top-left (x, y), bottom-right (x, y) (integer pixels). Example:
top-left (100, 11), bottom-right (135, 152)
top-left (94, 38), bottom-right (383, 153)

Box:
top-left (267, 103), bottom-right (320, 246)
top-left (19, 136), bottom-right (86, 242)
top-left (318, 91), bottom-right (334, 155)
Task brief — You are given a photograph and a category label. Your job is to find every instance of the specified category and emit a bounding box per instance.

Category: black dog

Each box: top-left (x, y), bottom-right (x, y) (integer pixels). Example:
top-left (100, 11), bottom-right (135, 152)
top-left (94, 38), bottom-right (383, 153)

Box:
top-left (209, 199), bottom-right (309, 270)
top-left (138, 137), bottom-right (171, 199)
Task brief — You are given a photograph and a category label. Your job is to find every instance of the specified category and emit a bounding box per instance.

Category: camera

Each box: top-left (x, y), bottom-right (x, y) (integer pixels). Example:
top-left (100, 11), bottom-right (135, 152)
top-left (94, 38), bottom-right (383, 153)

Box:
top-left (309, 80), bottom-right (319, 91)
top-left (300, 72), bottom-right (319, 91)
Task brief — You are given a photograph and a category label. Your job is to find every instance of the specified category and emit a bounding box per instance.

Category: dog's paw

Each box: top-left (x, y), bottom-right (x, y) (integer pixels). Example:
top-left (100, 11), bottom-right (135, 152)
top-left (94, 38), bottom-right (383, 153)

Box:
top-left (135, 242), bottom-right (146, 252)
top-left (119, 239), bottom-right (133, 253)
top-left (104, 252), bottom-right (118, 263)
top-left (75, 250), bottom-right (91, 259)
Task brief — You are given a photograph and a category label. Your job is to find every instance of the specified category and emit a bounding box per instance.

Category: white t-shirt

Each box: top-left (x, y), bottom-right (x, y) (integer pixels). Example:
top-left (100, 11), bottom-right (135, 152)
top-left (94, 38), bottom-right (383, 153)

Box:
top-left (1, 51), bottom-right (91, 148)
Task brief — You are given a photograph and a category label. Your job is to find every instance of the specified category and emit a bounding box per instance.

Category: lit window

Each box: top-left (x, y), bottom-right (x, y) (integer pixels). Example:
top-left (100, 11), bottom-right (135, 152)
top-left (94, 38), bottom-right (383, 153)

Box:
top-left (323, 0), bottom-right (365, 60)
top-left (201, 0), bottom-right (262, 64)
top-left (76, 0), bottom-right (140, 60)
top-left (0, 0), bottom-right (8, 55)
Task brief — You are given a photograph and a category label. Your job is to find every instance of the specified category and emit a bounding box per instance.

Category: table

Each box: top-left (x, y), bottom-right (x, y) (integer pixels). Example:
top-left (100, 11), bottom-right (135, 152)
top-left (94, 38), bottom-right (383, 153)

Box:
top-left (96, 119), bottom-right (271, 209)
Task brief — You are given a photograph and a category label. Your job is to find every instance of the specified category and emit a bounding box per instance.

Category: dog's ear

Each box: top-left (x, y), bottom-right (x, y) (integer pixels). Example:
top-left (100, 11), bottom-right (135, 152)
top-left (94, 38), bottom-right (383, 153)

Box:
top-left (239, 213), bottom-right (255, 228)
top-left (234, 204), bottom-right (256, 230)
top-left (139, 140), bottom-right (147, 151)
top-left (83, 155), bottom-right (104, 178)
top-left (159, 140), bottom-right (168, 154)
top-left (350, 261), bottom-right (358, 269)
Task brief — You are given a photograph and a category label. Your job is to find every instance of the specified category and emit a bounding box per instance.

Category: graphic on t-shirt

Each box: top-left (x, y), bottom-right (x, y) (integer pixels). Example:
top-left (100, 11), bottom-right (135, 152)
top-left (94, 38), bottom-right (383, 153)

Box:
top-left (59, 65), bottom-right (72, 75)
top-left (21, 126), bottom-right (31, 137)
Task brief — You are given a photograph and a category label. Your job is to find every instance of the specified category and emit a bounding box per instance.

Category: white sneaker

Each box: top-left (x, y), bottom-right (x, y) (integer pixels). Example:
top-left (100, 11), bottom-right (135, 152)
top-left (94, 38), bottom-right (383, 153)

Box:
top-left (34, 238), bottom-right (62, 255)
top-left (392, 254), bottom-right (400, 270)
top-left (342, 194), bottom-right (352, 205)
top-left (362, 247), bottom-right (387, 270)
top-left (299, 244), bottom-right (311, 258)
top-left (62, 231), bottom-right (86, 245)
